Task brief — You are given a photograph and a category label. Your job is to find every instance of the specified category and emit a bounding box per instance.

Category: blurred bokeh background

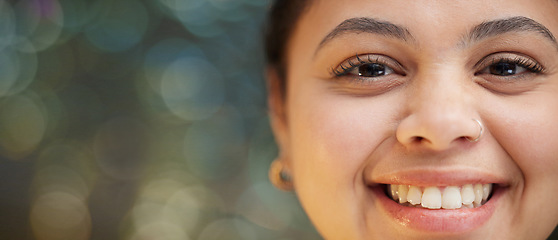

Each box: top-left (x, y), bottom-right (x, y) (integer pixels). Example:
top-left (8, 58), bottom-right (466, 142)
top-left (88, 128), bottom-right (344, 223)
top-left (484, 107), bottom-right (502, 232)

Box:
top-left (0, 0), bottom-right (321, 239)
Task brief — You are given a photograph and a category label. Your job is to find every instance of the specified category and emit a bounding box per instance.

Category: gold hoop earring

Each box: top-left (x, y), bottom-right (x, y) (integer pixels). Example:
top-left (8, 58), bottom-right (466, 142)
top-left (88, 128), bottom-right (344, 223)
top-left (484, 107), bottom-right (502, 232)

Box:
top-left (269, 160), bottom-right (293, 191)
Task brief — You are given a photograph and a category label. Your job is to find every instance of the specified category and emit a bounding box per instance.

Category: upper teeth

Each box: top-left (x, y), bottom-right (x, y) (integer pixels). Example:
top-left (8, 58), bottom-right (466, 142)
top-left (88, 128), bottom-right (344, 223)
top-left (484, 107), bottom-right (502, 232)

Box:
top-left (388, 184), bottom-right (493, 209)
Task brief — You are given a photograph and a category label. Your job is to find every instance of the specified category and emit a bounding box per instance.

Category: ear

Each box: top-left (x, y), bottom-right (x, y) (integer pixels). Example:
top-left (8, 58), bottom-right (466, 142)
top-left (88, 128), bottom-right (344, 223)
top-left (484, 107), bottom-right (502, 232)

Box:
top-left (267, 67), bottom-right (291, 163)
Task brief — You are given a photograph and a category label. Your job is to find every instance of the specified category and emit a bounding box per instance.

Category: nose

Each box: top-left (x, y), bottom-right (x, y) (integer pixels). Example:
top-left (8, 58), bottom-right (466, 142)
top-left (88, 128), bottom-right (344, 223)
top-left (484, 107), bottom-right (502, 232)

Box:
top-left (396, 73), bottom-right (481, 151)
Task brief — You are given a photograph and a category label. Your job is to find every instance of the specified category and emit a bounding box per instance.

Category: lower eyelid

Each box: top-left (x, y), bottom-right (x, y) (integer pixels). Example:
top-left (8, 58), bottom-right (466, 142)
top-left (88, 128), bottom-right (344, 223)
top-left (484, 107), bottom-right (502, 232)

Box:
top-left (333, 74), bottom-right (404, 90)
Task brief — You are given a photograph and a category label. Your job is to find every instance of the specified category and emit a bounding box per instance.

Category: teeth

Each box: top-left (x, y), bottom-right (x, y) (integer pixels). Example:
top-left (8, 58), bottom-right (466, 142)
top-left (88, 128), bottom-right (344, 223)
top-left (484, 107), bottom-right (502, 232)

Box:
top-left (461, 184), bottom-right (475, 205)
top-left (442, 186), bottom-right (462, 209)
top-left (390, 185), bottom-right (399, 200)
top-left (474, 184), bottom-right (483, 204)
top-left (407, 186), bottom-right (422, 205)
top-left (421, 187), bottom-right (442, 209)
top-left (387, 184), bottom-right (494, 210)
top-left (462, 203), bottom-right (474, 209)
top-left (483, 184), bottom-right (492, 201)
top-left (398, 185), bottom-right (409, 203)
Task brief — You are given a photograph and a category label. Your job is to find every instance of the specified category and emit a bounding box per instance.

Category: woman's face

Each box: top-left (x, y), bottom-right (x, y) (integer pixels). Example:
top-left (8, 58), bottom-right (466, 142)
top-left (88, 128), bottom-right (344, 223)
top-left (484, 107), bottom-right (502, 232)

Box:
top-left (270, 0), bottom-right (558, 239)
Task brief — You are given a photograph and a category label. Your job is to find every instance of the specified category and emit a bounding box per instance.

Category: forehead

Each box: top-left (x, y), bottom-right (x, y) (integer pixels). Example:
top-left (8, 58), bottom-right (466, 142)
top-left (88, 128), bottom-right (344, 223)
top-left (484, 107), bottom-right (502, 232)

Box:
top-left (289, 0), bottom-right (558, 55)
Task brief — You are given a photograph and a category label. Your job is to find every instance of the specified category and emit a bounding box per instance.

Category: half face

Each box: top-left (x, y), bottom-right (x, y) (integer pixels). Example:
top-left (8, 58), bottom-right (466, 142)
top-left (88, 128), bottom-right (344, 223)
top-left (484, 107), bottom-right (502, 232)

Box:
top-left (270, 0), bottom-right (558, 239)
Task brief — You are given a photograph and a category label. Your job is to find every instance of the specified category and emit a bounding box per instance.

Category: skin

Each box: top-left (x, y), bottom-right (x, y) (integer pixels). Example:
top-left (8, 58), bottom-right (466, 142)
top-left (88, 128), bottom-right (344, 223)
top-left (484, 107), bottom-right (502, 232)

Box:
top-left (269, 0), bottom-right (558, 239)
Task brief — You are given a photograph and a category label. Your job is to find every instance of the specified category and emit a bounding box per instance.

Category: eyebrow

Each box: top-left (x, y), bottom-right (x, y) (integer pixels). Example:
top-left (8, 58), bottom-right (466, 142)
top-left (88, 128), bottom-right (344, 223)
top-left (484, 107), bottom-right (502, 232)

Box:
top-left (316, 17), bottom-right (414, 53)
top-left (464, 16), bottom-right (558, 48)
top-left (316, 16), bottom-right (558, 55)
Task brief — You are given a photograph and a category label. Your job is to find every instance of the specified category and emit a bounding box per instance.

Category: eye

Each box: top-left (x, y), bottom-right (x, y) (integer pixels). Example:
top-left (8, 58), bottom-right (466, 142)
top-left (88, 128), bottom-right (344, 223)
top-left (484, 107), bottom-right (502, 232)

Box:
top-left (331, 54), bottom-right (402, 78)
top-left (487, 62), bottom-right (527, 76)
top-left (474, 53), bottom-right (547, 94)
top-left (327, 54), bottom-right (405, 95)
top-left (476, 54), bottom-right (544, 77)
top-left (350, 63), bottom-right (394, 77)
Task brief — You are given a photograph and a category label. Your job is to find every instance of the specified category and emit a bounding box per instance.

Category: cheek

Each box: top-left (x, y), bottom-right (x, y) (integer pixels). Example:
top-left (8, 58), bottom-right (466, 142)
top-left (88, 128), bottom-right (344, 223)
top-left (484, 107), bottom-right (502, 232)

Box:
top-left (492, 95), bottom-right (558, 177)
top-left (486, 91), bottom-right (558, 229)
top-left (285, 86), bottom-right (403, 237)
top-left (287, 89), bottom-right (401, 191)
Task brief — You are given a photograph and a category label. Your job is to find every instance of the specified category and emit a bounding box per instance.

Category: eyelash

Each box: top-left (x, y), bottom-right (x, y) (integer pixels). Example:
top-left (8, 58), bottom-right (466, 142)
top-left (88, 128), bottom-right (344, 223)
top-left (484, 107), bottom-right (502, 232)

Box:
top-left (476, 55), bottom-right (544, 75)
top-left (330, 54), bottom-right (400, 77)
top-left (330, 54), bottom-right (545, 78)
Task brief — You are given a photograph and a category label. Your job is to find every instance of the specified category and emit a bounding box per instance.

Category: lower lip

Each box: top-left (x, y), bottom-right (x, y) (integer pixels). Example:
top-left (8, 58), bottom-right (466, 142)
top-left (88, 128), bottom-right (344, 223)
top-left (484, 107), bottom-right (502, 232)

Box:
top-left (372, 185), bottom-right (502, 233)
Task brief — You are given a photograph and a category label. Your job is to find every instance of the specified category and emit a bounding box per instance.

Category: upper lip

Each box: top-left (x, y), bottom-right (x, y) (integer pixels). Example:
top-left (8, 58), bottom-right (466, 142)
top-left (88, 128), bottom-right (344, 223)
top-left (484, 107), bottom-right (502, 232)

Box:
top-left (364, 167), bottom-right (510, 187)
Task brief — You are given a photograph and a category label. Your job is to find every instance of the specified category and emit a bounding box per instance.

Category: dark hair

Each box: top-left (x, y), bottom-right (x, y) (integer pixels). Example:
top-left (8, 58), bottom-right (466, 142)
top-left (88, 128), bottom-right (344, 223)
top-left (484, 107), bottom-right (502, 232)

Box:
top-left (265, 0), bottom-right (313, 96)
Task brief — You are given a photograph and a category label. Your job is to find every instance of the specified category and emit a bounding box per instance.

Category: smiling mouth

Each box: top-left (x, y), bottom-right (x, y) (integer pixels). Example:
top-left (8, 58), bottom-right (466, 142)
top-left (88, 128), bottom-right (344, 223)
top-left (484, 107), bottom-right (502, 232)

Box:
top-left (384, 184), bottom-right (495, 210)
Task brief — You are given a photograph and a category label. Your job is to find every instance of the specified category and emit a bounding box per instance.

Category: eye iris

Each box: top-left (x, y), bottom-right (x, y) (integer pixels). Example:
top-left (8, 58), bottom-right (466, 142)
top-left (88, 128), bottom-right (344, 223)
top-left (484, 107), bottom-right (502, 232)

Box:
top-left (490, 62), bottom-right (516, 76)
top-left (358, 63), bottom-right (385, 77)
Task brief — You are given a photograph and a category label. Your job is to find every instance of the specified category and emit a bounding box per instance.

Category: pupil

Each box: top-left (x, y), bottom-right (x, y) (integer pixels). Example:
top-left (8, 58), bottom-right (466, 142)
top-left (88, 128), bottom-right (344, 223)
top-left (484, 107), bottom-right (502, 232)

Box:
top-left (490, 62), bottom-right (516, 76)
top-left (358, 63), bottom-right (385, 77)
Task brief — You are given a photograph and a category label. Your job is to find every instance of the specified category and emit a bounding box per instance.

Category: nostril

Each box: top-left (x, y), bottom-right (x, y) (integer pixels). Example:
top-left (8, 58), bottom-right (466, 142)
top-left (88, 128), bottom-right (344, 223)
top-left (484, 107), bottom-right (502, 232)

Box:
top-left (396, 114), bottom-right (483, 151)
top-left (459, 136), bottom-right (470, 142)
top-left (412, 136), bottom-right (427, 144)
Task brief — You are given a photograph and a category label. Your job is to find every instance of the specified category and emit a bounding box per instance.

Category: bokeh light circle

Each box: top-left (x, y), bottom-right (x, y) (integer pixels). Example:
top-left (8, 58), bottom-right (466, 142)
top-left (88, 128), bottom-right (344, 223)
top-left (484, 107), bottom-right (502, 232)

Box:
top-left (58, 0), bottom-right (92, 34)
top-left (32, 165), bottom-right (90, 201)
top-left (132, 180), bottom-right (201, 235)
top-left (0, 49), bottom-right (21, 96)
top-left (33, 142), bottom-right (98, 199)
top-left (12, 0), bottom-right (64, 52)
top-left (143, 38), bottom-right (205, 94)
top-left (30, 191), bottom-right (91, 240)
top-left (160, 57), bottom-right (225, 121)
top-left (0, 93), bottom-right (47, 159)
top-left (0, 1), bottom-right (16, 51)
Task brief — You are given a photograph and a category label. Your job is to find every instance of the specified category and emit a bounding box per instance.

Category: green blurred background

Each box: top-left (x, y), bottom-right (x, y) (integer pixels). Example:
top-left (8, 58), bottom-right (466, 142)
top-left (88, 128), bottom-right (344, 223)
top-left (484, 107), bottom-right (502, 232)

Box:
top-left (0, 0), bottom-right (320, 239)
top-left (0, 0), bottom-right (556, 239)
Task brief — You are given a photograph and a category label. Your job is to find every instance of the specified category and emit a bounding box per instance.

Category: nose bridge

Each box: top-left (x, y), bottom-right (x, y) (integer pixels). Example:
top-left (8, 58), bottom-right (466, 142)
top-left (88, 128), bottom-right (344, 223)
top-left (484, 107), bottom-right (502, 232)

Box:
top-left (412, 69), bottom-right (469, 119)
top-left (397, 66), bottom-right (478, 151)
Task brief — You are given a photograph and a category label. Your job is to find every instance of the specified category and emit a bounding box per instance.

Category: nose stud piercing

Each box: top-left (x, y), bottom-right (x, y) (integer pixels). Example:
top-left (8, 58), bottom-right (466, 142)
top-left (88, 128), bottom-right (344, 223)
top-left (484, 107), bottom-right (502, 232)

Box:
top-left (467, 119), bottom-right (484, 142)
